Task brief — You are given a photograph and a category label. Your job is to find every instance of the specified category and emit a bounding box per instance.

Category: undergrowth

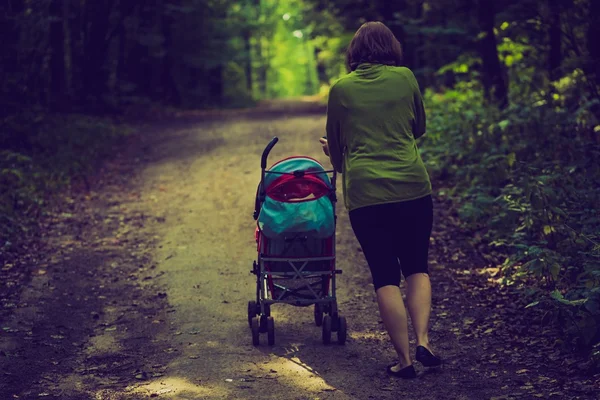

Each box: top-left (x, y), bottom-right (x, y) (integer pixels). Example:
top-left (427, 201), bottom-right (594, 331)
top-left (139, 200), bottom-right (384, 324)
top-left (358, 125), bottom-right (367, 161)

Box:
top-left (421, 69), bottom-right (600, 365)
top-left (0, 110), bottom-right (131, 254)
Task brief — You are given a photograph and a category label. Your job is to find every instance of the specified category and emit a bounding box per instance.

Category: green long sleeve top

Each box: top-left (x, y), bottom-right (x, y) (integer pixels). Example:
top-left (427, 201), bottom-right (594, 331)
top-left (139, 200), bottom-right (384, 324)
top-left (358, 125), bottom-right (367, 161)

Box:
top-left (325, 63), bottom-right (432, 212)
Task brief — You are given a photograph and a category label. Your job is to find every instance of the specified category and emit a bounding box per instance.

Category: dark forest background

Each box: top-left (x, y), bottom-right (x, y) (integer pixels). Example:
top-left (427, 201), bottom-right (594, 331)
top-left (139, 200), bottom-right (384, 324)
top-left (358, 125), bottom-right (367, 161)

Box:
top-left (1, 0), bottom-right (599, 365)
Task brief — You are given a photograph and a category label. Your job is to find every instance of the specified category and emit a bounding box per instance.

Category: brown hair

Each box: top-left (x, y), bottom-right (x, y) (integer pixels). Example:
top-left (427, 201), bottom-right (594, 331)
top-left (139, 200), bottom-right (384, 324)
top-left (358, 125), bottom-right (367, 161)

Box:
top-left (345, 21), bottom-right (403, 71)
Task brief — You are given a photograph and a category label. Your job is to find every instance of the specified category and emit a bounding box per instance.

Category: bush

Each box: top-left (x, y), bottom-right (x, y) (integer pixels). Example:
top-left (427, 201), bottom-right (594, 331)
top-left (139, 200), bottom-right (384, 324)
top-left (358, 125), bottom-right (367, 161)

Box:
top-left (421, 76), bottom-right (600, 357)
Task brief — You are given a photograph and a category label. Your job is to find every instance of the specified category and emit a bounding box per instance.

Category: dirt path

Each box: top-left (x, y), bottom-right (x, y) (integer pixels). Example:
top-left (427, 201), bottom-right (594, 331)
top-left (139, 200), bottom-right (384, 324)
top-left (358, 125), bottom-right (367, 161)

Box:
top-left (1, 111), bottom-right (597, 399)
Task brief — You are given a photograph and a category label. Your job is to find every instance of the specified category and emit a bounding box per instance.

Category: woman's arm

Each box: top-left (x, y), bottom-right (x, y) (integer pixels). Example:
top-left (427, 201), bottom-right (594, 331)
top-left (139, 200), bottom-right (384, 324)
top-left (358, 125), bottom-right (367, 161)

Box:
top-left (325, 84), bottom-right (343, 173)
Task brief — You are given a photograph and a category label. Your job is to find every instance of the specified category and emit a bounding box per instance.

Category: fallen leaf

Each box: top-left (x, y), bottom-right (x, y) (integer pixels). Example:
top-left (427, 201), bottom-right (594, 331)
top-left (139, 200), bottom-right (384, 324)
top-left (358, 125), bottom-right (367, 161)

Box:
top-left (135, 371), bottom-right (148, 380)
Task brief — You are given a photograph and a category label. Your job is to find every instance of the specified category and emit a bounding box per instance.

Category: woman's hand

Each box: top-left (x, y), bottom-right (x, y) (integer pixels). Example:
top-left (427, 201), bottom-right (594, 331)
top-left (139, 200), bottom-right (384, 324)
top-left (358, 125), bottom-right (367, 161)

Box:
top-left (319, 137), bottom-right (330, 156)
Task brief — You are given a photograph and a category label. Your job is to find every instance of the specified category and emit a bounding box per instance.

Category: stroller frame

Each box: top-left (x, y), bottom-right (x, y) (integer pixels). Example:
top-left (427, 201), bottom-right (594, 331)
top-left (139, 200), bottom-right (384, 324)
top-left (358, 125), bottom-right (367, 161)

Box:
top-left (248, 137), bottom-right (347, 346)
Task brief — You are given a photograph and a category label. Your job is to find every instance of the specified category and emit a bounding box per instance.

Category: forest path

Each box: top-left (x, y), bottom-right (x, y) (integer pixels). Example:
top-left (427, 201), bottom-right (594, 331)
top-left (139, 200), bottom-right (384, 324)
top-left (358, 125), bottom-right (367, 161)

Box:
top-left (1, 110), bottom-right (596, 400)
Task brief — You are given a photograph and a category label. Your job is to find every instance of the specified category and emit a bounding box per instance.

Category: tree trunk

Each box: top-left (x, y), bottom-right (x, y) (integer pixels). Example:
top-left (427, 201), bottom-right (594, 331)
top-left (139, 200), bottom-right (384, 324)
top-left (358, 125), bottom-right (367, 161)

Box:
top-left (161, 1), bottom-right (180, 105)
top-left (253, 0), bottom-right (267, 98)
top-left (314, 46), bottom-right (327, 84)
top-left (379, 1), bottom-right (409, 66)
top-left (63, 0), bottom-right (73, 100)
top-left (251, 35), bottom-right (267, 99)
top-left (244, 30), bottom-right (253, 92)
top-left (116, 12), bottom-right (127, 97)
top-left (587, 0), bottom-right (600, 87)
top-left (115, 0), bottom-right (131, 99)
top-left (82, 0), bottom-right (116, 108)
top-left (261, 36), bottom-right (269, 97)
top-left (49, 0), bottom-right (66, 109)
top-left (305, 39), bottom-right (318, 95)
top-left (476, 0), bottom-right (508, 108)
top-left (69, 0), bottom-right (84, 100)
top-left (547, 0), bottom-right (562, 81)
top-left (126, 3), bottom-right (152, 99)
top-left (586, 0), bottom-right (600, 121)
top-left (207, 65), bottom-right (224, 105)
top-left (0, 1), bottom-right (25, 117)
top-left (413, 0), bottom-right (423, 72)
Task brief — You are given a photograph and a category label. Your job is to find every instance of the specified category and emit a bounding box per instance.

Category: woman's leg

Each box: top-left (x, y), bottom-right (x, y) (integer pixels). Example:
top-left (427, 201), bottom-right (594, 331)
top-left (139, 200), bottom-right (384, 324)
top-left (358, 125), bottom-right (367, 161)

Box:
top-left (377, 285), bottom-right (412, 370)
top-left (398, 195), bottom-right (437, 355)
top-left (405, 273), bottom-right (434, 352)
top-left (349, 204), bottom-right (411, 370)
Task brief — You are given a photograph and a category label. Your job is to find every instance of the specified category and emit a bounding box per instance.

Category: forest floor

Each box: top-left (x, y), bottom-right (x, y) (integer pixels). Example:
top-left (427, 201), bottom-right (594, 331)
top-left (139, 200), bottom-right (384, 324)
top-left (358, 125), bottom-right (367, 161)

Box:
top-left (0, 104), bottom-right (598, 400)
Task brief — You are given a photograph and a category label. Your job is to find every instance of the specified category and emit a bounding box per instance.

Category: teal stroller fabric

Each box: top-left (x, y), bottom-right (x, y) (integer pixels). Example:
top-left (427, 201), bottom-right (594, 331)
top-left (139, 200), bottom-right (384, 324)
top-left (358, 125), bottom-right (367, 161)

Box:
top-left (257, 157), bottom-right (335, 239)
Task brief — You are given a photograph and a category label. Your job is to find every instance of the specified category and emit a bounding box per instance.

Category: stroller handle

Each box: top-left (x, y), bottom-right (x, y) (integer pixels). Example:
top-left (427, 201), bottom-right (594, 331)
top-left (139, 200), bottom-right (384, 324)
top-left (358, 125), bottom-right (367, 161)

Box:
top-left (261, 136), bottom-right (279, 169)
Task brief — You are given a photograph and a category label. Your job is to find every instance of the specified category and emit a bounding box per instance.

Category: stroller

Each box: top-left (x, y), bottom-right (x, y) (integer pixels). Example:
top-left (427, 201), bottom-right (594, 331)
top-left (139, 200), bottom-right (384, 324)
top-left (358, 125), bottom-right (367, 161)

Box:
top-left (249, 137), bottom-right (347, 346)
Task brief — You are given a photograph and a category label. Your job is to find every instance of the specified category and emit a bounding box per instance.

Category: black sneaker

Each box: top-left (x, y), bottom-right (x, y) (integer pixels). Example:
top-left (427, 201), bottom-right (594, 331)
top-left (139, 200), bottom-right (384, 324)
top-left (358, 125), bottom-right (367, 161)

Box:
top-left (416, 346), bottom-right (442, 367)
top-left (386, 363), bottom-right (417, 379)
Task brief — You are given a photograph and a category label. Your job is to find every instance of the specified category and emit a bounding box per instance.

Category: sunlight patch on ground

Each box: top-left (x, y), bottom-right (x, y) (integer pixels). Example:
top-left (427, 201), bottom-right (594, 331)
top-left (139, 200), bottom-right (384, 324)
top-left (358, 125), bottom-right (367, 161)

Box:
top-left (477, 266), bottom-right (504, 284)
top-left (85, 333), bottom-right (121, 355)
top-left (126, 376), bottom-right (227, 399)
top-left (348, 330), bottom-right (386, 342)
top-left (250, 352), bottom-right (342, 395)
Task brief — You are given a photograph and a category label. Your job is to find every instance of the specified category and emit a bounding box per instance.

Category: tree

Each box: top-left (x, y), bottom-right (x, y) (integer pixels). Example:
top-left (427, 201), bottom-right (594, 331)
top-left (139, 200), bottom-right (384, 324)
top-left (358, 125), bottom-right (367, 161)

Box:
top-left (476, 0), bottom-right (508, 108)
top-left (49, 0), bottom-right (71, 110)
top-left (81, 0), bottom-right (116, 108)
top-left (547, 0), bottom-right (562, 81)
top-left (586, 0), bottom-right (600, 88)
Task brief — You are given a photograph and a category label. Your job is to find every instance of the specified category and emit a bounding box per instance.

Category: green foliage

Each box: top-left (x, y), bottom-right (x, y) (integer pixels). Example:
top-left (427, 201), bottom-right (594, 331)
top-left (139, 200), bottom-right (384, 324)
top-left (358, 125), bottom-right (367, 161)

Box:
top-left (303, 0), bottom-right (598, 362)
top-left (422, 70), bottom-right (600, 353)
top-left (411, 0), bottom-right (600, 358)
top-left (265, 0), bottom-right (317, 97)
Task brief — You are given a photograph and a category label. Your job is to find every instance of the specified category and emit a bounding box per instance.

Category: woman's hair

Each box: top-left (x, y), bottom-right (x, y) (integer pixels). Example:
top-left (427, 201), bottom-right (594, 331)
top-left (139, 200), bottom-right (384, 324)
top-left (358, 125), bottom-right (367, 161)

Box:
top-left (345, 21), bottom-right (403, 71)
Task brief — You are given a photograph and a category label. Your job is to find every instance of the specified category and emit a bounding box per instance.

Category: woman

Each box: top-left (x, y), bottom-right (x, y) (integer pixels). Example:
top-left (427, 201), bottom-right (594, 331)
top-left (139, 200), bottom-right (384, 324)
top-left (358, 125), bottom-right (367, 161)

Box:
top-left (321, 21), bottom-right (442, 378)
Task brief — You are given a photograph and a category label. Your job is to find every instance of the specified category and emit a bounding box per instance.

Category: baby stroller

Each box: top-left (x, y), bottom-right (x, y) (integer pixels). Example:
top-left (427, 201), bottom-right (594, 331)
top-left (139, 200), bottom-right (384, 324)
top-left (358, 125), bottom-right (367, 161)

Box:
top-left (249, 137), bottom-right (347, 346)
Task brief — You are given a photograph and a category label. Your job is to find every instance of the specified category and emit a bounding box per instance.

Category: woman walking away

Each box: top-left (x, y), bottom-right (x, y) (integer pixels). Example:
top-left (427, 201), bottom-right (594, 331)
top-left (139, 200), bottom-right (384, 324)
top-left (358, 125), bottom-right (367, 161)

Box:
top-left (320, 21), bottom-right (442, 379)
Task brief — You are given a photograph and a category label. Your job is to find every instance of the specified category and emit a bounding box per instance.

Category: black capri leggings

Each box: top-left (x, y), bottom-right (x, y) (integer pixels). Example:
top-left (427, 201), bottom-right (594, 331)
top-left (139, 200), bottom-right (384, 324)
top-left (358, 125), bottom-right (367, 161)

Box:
top-left (348, 194), bottom-right (433, 291)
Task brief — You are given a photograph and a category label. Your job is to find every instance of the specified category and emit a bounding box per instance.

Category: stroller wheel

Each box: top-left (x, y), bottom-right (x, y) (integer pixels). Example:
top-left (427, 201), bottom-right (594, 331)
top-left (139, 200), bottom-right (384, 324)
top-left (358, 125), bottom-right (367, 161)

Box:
top-left (260, 314), bottom-right (269, 333)
top-left (267, 316), bottom-right (275, 345)
top-left (314, 304), bottom-right (324, 327)
top-left (248, 301), bottom-right (258, 328)
top-left (251, 316), bottom-right (260, 346)
top-left (331, 312), bottom-right (340, 332)
top-left (322, 315), bottom-right (332, 345)
top-left (337, 316), bottom-right (347, 345)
